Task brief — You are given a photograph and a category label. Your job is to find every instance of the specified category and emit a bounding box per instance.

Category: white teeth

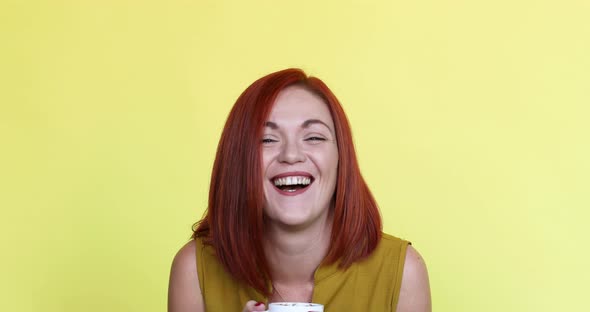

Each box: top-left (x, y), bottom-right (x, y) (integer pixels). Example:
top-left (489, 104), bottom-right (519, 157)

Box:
top-left (273, 176), bottom-right (312, 186)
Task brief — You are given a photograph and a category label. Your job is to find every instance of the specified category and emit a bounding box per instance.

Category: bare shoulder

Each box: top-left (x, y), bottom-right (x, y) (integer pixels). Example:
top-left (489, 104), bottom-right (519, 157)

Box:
top-left (396, 245), bottom-right (432, 312)
top-left (168, 240), bottom-right (205, 312)
top-left (172, 240), bottom-right (198, 273)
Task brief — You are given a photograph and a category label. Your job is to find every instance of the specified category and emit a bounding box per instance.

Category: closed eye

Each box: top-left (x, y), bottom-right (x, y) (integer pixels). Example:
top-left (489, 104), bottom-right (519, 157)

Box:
top-left (305, 136), bottom-right (326, 142)
top-left (262, 138), bottom-right (278, 144)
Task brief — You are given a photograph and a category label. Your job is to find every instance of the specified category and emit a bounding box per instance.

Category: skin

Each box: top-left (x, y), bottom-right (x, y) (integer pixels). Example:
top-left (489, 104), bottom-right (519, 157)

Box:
top-left (259, 86), bottom-right (339, 304)
top-left (261, 85), bottom-right (339, 232)
top-left (167, 86), bottom-right (432, 312)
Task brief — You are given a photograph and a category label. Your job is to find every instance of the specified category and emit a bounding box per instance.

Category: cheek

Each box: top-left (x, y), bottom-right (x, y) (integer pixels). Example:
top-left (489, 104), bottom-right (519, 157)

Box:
top-left (328, 145), bottom-right (339, 170)
top-left (331, 150), bottom-right (339, 169)
top-left (261, 150), bottom-right (274, 172)
top-left (319, 148), bottom-right (339, 180)
top-left (329, 152), bottom-right (339, 186)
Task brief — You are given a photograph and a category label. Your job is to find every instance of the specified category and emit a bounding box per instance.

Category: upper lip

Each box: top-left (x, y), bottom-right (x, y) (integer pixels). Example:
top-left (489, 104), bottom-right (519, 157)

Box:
top-left (270, 171), bottom-right (314, 181)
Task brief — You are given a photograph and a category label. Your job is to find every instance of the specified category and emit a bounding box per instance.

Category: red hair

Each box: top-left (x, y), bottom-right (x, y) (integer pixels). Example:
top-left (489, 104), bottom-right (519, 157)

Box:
top-left (193, 68), bottom-right (382, 296)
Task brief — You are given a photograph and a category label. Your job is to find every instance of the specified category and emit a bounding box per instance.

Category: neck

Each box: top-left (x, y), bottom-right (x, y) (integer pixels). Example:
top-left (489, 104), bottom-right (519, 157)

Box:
top-left (264, 213), bottom-right (333, 285)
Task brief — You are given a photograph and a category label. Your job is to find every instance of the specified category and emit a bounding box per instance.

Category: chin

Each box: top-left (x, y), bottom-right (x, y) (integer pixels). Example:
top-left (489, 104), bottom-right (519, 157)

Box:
top-left (264, 206), bottom-right (327, 230)
top-left (266, 211), bottom-right (308, 227)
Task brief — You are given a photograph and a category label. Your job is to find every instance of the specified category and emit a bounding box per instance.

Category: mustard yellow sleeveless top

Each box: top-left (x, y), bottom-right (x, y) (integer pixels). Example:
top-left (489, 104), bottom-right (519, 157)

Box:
top-left (195, 233), bottom-right (410, 311)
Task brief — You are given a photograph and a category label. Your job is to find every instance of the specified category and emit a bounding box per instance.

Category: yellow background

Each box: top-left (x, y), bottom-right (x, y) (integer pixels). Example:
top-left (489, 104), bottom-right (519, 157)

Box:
top-left (1, 1), bottom-right (589, 311)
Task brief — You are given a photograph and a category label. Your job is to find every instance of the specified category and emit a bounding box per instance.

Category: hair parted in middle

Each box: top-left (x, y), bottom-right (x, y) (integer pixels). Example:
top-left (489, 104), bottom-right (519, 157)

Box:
top-left (193, 68), bottom-right (382, 296)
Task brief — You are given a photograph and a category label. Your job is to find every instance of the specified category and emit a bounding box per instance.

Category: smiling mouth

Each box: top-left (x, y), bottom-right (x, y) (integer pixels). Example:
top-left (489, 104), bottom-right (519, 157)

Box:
top-left (271, 175), bottom-right (314, 193)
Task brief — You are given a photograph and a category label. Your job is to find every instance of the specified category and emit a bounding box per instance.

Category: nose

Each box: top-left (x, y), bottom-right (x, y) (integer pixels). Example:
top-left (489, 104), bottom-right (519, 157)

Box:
top-left (277, 139), bottom-right (305, 164)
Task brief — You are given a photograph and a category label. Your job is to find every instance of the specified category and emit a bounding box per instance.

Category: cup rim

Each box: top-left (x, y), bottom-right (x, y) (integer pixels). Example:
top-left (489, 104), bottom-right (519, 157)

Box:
top-left (268, 302), bottom-right (323, 307)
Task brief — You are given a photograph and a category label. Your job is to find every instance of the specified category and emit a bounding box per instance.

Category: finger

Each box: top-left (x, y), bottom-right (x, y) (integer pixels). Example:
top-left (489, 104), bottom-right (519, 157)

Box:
top-left (243, 300), bottom-right (266, 312)
top-left (252, 301), bottom-right (266, 311)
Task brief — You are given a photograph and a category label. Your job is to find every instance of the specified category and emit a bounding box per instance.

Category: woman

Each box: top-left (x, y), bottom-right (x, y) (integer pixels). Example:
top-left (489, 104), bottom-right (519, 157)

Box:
top-left (168, 69), bottom-right (431, 312)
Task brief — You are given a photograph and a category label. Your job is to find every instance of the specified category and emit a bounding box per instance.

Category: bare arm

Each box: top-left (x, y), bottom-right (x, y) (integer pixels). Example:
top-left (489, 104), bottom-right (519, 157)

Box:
top-left (168, 241), bottom-right (205, 312)
top-left (396, 245), bottom-right (432, 312)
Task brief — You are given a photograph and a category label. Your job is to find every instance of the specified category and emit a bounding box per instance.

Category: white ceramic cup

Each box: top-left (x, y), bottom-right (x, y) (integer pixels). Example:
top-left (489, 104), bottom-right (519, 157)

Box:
top-left (265, 302), bottom-right (324, 312)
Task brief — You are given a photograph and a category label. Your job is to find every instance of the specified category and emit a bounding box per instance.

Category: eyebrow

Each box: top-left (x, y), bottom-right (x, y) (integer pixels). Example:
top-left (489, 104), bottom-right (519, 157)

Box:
top-left (264, 119), bottom-right (332, 132)
top-left (302, 119), bottom-right (331, 130)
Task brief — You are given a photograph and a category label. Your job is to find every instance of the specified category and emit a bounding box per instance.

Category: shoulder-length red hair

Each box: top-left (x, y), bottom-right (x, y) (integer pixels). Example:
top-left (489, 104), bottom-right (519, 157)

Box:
top-left (193, 68), bottom-right (382, 296)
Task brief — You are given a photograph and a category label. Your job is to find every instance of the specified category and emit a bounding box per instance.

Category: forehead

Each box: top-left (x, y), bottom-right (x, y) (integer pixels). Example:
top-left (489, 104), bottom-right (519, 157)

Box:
top-left (268, 85), bottom-right (334, 127)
